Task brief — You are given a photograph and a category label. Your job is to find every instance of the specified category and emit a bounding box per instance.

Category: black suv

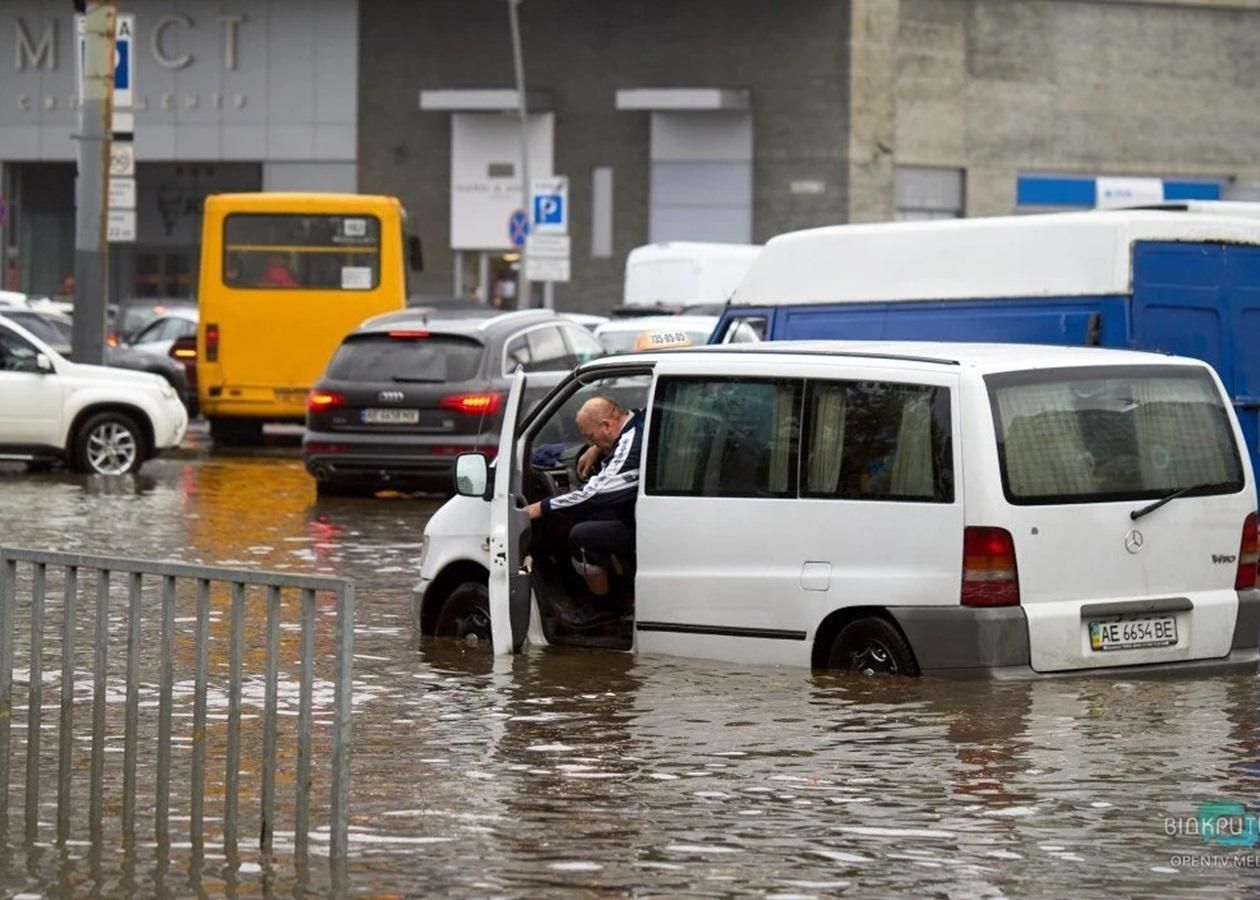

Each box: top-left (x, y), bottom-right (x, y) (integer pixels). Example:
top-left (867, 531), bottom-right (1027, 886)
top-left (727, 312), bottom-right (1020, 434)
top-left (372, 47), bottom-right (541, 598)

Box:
top-left (304, 309), bottom-right (605, 496)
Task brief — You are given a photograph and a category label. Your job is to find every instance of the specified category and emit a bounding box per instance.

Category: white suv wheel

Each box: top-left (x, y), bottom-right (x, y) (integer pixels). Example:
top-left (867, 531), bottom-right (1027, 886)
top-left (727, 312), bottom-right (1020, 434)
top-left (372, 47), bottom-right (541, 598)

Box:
top-left (73, 412), bottom-right (146, 476)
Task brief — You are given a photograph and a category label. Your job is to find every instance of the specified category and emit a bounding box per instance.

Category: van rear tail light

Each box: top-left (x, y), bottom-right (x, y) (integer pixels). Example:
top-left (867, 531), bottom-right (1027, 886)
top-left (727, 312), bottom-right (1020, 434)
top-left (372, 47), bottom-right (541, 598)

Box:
top-left (307, 390), bottom-right (345, 412)
top-left (961, 526), bottom-right (1020, 607)
top-left (205, 323), bottom-right (220, 362)
top-left (440, 392), bottom-right (502, 416)
top-left (1236, 513), bottom-right (1259, 590)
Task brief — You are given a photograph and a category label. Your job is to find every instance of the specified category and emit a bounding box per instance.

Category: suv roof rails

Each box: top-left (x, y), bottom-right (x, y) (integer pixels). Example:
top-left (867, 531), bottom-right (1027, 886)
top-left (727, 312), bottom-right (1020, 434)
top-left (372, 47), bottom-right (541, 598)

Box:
top-left (476, 308), bottom-right (557, 331)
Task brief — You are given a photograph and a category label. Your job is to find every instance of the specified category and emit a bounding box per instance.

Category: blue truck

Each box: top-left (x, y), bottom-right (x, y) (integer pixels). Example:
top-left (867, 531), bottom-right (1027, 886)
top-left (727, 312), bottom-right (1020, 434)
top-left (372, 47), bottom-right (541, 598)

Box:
top-left (713, 209), bottom-right (1260, 472)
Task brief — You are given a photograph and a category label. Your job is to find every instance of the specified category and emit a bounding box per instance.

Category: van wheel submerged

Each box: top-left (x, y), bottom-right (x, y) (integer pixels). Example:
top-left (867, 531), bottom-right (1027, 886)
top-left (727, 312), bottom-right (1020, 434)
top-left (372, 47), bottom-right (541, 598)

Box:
top-left (826, 617), bottom-right (919, 677)
top-left (434, 582), bottom-right (492, 645)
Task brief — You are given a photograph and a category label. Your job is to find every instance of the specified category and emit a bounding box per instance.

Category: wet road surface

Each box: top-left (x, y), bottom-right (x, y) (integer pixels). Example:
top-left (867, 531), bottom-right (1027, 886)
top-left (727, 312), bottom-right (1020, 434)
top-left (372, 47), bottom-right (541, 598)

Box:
top-left (1, 449), bottom-right (1260, 897)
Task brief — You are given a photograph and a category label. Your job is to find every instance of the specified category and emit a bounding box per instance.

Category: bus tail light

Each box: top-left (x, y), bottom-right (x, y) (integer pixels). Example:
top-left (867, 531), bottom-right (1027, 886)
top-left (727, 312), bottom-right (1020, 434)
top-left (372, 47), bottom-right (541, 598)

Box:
top-left (961, 526), bottom-right (1020, 607)
top-left (1236, 513), bottom-right (1259, 590)
top-left (307, 390), bottom-right (345, 412)
top-left (205, 323), bottom-right (220, 362)
top-left (440, 392), bottom-right (502, 416)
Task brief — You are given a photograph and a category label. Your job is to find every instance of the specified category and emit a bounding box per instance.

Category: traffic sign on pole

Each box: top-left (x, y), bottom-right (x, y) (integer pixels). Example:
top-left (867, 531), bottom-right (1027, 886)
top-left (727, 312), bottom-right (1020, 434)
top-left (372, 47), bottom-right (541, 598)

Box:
top-left (508, 209), bottom-right (530, 249)
top-left (525, 234), bottom-right (570, 283)
top-left (530, 177), bottom-right (568, 235)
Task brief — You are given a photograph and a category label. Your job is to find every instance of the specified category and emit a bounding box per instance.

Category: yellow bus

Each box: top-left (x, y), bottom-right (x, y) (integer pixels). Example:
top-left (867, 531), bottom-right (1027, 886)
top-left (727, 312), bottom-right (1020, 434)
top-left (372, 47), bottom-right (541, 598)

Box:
top-left (196, 192), bottom-right (416, 444)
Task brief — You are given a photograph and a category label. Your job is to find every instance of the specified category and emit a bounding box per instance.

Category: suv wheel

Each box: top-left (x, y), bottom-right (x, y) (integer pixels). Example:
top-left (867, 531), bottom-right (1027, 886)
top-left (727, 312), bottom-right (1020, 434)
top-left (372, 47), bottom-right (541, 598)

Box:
top-left (73, 411), bottom-right (146, 475)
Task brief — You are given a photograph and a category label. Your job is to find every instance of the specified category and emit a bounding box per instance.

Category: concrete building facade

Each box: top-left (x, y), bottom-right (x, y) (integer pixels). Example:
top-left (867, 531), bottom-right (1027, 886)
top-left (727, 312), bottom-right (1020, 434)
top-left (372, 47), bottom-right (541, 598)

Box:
top-left (0, 0), bottom-right (358, 301)
top-left (359, 0), bottom-right (1260, 311)
top-left (3, 1), bottom-right (1260, 311)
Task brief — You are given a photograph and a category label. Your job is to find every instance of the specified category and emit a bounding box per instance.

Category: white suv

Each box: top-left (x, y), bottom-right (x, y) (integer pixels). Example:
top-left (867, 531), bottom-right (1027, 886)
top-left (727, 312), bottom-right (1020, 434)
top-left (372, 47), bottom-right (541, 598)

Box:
top-left (0, 315), bottom-right (188, 475)
top-left (415, 341), bottom-right (1260, 679)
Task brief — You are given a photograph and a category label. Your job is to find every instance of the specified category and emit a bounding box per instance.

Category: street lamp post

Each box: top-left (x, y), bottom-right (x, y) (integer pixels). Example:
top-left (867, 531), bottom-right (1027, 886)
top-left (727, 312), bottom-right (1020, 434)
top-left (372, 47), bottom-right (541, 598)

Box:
top-left (507, 0), bottom-right (531, 309)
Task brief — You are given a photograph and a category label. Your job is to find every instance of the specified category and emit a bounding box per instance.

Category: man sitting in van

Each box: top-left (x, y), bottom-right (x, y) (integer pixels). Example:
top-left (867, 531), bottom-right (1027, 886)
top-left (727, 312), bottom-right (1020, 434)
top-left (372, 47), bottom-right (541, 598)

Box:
top-left (525, 396), bottom-right (644, 623)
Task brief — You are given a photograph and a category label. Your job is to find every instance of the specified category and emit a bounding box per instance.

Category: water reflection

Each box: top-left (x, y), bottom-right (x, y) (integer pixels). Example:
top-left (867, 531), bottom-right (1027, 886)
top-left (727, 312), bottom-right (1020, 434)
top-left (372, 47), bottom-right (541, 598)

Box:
top-left (4, 457), bottom-right (1260, 895)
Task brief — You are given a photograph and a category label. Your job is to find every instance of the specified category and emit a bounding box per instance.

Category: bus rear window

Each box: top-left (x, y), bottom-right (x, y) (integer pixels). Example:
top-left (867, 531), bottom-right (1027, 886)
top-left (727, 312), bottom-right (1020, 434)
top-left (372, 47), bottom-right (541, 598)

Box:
top-left (988, 366), bottom-right (1244, 505)
top-left (223, 213), bottom-right (381, 291)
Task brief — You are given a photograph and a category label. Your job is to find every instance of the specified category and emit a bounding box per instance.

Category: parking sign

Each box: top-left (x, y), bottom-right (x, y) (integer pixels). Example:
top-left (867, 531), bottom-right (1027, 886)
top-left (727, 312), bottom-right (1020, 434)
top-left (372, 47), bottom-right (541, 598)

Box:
top-left (530, 177), bottom-right (568, 235)
top-left (76, 13), bottom-right (134, 108)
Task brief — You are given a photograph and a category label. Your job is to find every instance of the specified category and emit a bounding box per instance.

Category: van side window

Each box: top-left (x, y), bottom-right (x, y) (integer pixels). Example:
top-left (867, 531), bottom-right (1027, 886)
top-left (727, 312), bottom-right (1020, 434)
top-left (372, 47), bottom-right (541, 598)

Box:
top-left (803, 380), bottom-right (954, 503)
top-left (647, 377), bottom-right (801, 498)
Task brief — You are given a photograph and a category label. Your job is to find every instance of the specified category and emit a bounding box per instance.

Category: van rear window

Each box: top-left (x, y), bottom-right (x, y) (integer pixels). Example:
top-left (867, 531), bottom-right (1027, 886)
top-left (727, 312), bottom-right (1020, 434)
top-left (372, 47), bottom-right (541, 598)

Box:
top-left (988, 366), bottom-right (1244, 505)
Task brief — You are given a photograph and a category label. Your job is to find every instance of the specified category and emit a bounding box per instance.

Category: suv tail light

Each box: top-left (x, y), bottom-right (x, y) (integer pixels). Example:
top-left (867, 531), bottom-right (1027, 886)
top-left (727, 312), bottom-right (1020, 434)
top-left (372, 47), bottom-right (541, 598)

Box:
top-left (961, 526), bottom-right (1020, 607)
top-left (388, 330), bottom-right (430, 339)
top-left (205, 323), bottom-right (220, 362)
top-left (1236, 513), bottom-right (1259, 590)
top-left (440, 392), bottom-right (502, 416)
top-left (307, 390), bottom-right (345, 412)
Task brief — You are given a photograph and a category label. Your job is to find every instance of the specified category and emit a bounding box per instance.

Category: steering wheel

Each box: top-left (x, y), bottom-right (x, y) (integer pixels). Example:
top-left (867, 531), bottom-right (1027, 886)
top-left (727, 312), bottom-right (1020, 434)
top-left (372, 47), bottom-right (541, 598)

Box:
top-left (539, 442), bottom-right (588, 497)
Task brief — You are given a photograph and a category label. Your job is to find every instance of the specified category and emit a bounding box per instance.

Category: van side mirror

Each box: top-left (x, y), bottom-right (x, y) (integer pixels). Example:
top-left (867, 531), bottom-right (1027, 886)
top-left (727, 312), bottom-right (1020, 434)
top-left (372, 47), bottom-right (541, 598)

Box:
top-left (407, 234), bottom-right (425, 272)
top-left (454, 453), bottom-right (489, 499)
top-left (35, 353), bottom-right (52, 373)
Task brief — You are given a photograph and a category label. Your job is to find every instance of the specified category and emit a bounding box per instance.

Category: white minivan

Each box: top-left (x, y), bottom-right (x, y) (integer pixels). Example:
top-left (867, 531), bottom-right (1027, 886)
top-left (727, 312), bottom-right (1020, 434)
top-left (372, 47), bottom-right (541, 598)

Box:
top-left (413, 341), bottom-right (1260, 677)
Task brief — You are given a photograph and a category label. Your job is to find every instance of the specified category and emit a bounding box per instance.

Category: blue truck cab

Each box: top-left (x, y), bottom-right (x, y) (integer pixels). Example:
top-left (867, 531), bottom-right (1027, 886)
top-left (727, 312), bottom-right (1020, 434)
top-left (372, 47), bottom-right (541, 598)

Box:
top-left (712, 210), bottom-right (1260, 474)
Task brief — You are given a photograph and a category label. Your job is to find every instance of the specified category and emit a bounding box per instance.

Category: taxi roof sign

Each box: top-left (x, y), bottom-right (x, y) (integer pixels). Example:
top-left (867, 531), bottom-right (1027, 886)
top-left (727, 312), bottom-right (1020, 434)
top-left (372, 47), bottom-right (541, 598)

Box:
top-left (633, 329), bottom-right (695, 352)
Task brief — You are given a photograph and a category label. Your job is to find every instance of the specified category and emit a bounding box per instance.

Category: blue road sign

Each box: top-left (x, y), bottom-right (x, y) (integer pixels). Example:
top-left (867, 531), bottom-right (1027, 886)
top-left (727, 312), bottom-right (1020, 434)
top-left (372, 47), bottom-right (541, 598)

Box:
top-left (115, 38), bottom-right (130, 91)
top-left (509, 209), bottom-right (530, 248)
top-left (533, 194), bottom-right (564, 228)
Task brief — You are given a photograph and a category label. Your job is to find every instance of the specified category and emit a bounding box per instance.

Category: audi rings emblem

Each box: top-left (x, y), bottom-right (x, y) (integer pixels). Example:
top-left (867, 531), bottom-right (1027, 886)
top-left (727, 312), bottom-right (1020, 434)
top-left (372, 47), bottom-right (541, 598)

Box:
top-left (378, 390), bottom-right (404, 403)
top-left (1124, 529), bottom-right (1145, 555)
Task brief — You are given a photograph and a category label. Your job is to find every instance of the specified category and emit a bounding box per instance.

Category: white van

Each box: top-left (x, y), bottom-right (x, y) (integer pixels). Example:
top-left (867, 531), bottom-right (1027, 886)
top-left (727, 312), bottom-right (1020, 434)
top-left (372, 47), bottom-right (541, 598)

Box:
top-left (621, 242), bottom-right (761, 313)
top-left (413, 341), bottom-right (1260, 677)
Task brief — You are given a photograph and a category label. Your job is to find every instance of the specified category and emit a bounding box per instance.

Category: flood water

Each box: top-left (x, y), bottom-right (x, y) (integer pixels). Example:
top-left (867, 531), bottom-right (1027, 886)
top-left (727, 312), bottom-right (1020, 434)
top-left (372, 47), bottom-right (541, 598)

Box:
top-left (2, 446), bottom-right (1260, 897)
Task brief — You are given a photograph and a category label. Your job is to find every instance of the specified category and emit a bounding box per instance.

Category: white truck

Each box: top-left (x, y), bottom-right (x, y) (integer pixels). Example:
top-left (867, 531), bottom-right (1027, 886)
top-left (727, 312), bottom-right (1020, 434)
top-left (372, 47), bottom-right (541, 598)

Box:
top-left (619, 242), bottom-right (761, 315)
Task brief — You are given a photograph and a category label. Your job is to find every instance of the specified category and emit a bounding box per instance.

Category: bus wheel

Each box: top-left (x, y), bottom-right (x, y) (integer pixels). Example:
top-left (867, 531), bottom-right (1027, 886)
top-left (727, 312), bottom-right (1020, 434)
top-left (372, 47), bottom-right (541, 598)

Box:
top-left (209, 417), bottom-right (264, 447)
top-left (434, 582), bottom-right (491, 645)
top-left (826, 617), bottom-right (919, 676)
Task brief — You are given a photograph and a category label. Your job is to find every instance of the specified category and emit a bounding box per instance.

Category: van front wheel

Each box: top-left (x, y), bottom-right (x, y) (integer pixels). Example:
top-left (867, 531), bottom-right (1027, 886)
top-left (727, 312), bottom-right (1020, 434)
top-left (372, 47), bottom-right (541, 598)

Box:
top-left (826, 617), bottom-right (919, 676)
top-left (434, 582), bottom-right (492, 645)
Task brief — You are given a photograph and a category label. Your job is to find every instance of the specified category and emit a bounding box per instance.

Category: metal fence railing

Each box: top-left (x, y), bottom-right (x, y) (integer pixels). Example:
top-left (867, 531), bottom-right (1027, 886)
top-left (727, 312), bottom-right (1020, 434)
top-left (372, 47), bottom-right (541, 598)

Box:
top-left (0, 547), bottom-right (354, 859)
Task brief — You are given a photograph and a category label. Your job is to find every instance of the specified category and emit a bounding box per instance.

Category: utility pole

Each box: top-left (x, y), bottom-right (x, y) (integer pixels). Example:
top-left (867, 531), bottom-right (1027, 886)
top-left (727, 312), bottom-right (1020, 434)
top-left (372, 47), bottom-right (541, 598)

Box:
top-left (507, 0), bottom-right (531, 309)
top-left (72, 0), bottom-right (117, 365)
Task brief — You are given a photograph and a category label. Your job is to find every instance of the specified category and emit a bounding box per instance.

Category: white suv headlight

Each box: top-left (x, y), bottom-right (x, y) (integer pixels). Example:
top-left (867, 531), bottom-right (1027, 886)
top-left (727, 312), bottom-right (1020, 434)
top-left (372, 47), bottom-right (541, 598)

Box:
top-left (418, 534), bottom-right (431, 568)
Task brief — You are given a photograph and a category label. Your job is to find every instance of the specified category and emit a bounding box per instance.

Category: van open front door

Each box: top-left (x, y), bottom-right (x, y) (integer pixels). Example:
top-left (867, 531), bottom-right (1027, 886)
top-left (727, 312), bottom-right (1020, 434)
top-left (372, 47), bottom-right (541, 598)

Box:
top-left (488, 369), bottom-right (532, 656)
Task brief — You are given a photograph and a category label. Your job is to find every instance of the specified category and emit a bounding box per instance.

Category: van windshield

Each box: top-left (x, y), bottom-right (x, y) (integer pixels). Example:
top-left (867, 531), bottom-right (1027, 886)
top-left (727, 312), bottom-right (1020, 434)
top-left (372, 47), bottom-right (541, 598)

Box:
top-left (987, 365), bottom-right (1244, 505)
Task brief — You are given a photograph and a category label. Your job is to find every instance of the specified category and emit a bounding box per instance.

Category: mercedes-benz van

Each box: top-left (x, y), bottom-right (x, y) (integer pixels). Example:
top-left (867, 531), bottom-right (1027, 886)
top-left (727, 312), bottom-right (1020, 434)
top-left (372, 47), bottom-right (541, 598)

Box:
top-left (414, 342), bottom-right (1260, 678)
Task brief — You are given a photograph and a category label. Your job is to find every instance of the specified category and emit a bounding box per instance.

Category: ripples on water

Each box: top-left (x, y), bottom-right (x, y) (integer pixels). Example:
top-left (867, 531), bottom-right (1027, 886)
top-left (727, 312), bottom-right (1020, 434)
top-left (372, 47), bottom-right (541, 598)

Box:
top-left (1, 457), bottom-right (1260, 896)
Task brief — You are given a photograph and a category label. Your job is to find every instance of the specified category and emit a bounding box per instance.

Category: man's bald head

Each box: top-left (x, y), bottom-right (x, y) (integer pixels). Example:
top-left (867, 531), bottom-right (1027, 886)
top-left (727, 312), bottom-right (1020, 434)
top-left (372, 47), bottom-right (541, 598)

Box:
top-left (576, 396), bottom-right (628, 451)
